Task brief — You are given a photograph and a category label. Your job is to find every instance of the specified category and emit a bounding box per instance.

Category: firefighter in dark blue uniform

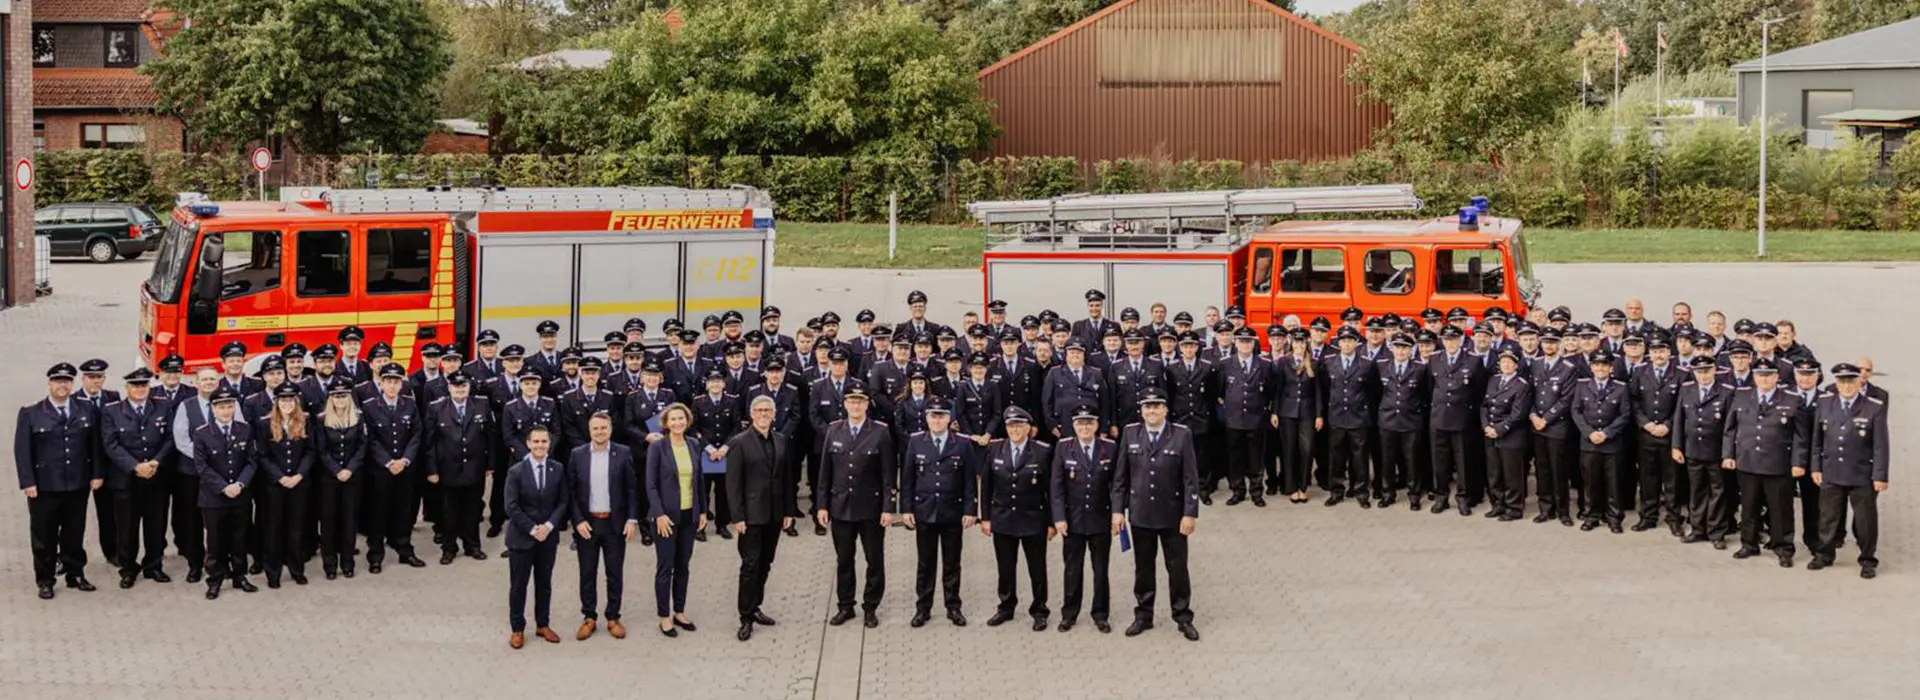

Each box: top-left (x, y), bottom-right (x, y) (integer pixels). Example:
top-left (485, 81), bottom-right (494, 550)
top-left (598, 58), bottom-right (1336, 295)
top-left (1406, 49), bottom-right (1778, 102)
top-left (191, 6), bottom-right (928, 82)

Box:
top-left (17, 363), bottom-right (106, 599)
top-left (558, 357), bottom-right (617, 457)
top-left (693, 367), bottom-right (743, 541)
top-left (1112, 387), bottom-right (1200, 641)
top-left (980, 406), bottom-right (1054, 631)
top-left (1628, 333), bottom-right (1685, 534)
top-left (526, 320), bottom-right (566, 384)
top-left (1373, 333), bottom-right (1425, 508)
top-left (1108, 330), bottom-right (1163, 431)
top-left (1163, 332), bottom-right (1217, 502)
top-left (1808, 363), bottom-right (1890, 578)
top-left (425, 371), bottom-right (496, 564)
top-left (362, 363), bottom-right (426, 571)
top-left (1070, 289), bottom-right (1122, 352)
top-left (1321, 327), bottom-right (1375, 508)
top-left (1479, 349), bottom-right (1533, 521)
top-left (1217, 327), bottom-right (1273, 506)
top-left (1052, 405), bottom-right (1118, 633)
top-left (1529, 329), bottom-right (1580, 524)
top-left (1723, 363), bottom-right (1807, 567)
top-left (901, 397), bottom-right (975, 628)
top-left (990, 330), bottom-right (1041, 418)
top-left (193, 387), bottom-right (257, 599)
top-left (1427, 326), bottom-right (1485, 515)
top-left (954, 353), bottom-right (1005, 443)
top-left (1571, 350), bottom-right (1631, 533)
top-left (100, 367), bottom-right (175, 588)
top-left (1673, 355), bottom-right (1737, 547)
top-left (1043, 340), bottom-right (1110, 441)
top-left (814, 382), bottom-right (896, 628)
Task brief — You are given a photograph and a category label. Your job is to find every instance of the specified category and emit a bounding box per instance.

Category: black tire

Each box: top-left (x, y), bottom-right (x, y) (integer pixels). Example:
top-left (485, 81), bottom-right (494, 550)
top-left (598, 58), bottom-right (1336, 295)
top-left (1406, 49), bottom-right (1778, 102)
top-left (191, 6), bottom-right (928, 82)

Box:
top-left (87, 239), bottom-right (117, 264)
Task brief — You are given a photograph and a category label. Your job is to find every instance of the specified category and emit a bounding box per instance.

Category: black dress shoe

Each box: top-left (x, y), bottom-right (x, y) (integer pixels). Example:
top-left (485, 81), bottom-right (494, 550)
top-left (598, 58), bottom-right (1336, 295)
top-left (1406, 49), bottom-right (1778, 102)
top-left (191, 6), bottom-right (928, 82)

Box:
top-left (499, 549), bottom-right (509, 559)
top-left (119, 573), bottom-right (137, 589)
top-left (1057, 618), bottom-right (1076, 632)
top-left (439, 551), bottom-right (456, 565)
top-left (752, 610), bottom-right (777, 626)
top-left (1094, 619), bottom-right (1112, 634)
top-left (640, 532), bottom-right (655, 546)
top-left (1559, 516), bottom-right (1575, 527)
top-left (1608, 522), bottom-right (1623, 534)
top-left (1498, 513), bottom-right (1520, 522)
top-left (1177, 621), bottom-right (1200, 641)
top-left (467, 550), bottom-right (488, 561)
top-left (1631, 520), bottom-right (1657, 532)
top-left (1681, 533), bottom-right (1705, 544)
top-left (402, 554), bottom-right (428, 568)
top-left (1532, 512), bottom-right (1553, 523)
top-left (37, 583), bottom-right (55, 600)
top-left (249, 562), bottom-right (264, 576)
top-left (784, 525), bottom-right (799, 537)
top-left (1483, 508), bottom-right (1502, 519)
top-left (433, 533), bottom-right (446, 546)
top-left (1733, 546), bottom-right (1759, 559)
top-left (694, 530), bottom-right (708, 543)
top-left (814, 523), bottom-right (828, 536)
top-left (232, 577), bottom-right (258, 593)
top-left (186, 569), bottom-right (204, 584)
top-left (1357, 497), bottom-right (1372, 509)
top-left (1579, 521), bottom-right (1599, 531)
top-left (1031, 616), bottom-right (1048, 632)
top-left (1861, 565), bottom-right (1878, 579)
top-left (1225, 493), bottom-right (1246, 506)
top-left (737, 622), bottom-right (754, 641)
top-left (325, 570), bottom-right (339, 581)
top-left (342, 566), bottom-right (356, 579)
top-left (1251, 493), bottom-right (1267, 508)
top-left (947, 610), bottom-right (968, 627)
top-left (986, 611), bottom-right (1014, 627)
top-left (1429, 501), bottom-right (1448, 514)
top-left (1711, 539), bottom-right (1729, 551)
top-left (487, 524), bottom-right (504, 538)
top-left (1264, 482), bottom-right (1279, 496)
top-left (1323, 493), bottom-right (1344, 507)
top-left (1807, 557), bottom-right (1832, 570)
top-left (1777, 552), bottom-right (1793, 568)
top-left (66, 577), bottom-right (97, 592)
top-left (1409, 498), bottom-right (1422, 511)
top-left (291, 572), bottom-right (309, 586)
top-left (863, 611), bottom-right (879, 628)
top-left (369, 561), bottom-right (385, 574)
top-left (266, 575), bottom-right (283, 589)
top-left (1457, 504), bottom-right (1472, 517)
top-left (205, 581), bottom-right (221, 600)
top-left (1199, 492), bottom-right (1213, 506)
top-left (829, 609), bottom-right (856, 626)
top-left (717, 526), bottom-right (734, 540)
top-left (1378, 494), bottom-right (1397, 508)
top-left (910, 612), bottom-right (931, 628)
top-left (1668, 521), bottom-right (1686, 537)
top-left (145, 570), bottom-right (172, 583)
top-left (673, 617), bottom-right (698, 632)
top-left (1125, 619), bottom-right (1152, 636)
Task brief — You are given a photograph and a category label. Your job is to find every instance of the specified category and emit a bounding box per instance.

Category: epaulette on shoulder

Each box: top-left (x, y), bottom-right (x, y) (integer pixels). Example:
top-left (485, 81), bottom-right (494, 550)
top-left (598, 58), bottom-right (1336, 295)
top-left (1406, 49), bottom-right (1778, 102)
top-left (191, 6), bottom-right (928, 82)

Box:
top-left (104, 400), bottom-right (124, 408)
top-left (1124, 422), bottom-right (1142, 429)
top-left (909, 430), bottom-right (926, 436)
top-left (1733, 386), bottom-right (1754, 392)
top-left (1030, 438), bottom-right (1053, 448)
top-left (1868, 397), bottom-right (1885, 405)
top-left (1679, 380), bottom-right (1698, 388)
top-left (429, 396), bottom-right (448, 404)
top-left (1169, 422), bottom-right (1191, 432)
top-left (1097, 436), bottom-right (1117, 445)
top-left (870, 419), bottom-right (890, 427)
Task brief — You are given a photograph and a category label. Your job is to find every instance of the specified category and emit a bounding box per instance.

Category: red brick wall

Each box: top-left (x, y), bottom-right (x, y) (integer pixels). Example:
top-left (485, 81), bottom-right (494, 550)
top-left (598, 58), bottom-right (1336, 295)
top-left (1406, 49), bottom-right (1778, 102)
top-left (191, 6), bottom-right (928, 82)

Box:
top-left (37, 111), bottom-right (186, 151)
top-left (7, 3), bottom-right (39, 307)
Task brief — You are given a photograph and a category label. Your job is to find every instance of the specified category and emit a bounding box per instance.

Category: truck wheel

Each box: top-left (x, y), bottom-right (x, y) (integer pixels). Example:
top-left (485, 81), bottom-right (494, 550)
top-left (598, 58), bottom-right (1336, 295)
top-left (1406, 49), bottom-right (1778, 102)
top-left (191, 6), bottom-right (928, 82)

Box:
top-left (88, 239), bottom-right (118, 263)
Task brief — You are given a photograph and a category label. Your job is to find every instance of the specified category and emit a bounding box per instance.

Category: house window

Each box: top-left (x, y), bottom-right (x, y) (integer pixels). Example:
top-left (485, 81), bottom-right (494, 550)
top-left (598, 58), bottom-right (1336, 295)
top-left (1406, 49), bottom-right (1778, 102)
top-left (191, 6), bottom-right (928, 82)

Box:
top-left (105, 25), bottom-right (140, 68)
top-left (32, 26), bottom-right (56, 67)
top-left (82, 124), bottom-right (147, 150)
top-left (33, 122), bottom-right (46, 152)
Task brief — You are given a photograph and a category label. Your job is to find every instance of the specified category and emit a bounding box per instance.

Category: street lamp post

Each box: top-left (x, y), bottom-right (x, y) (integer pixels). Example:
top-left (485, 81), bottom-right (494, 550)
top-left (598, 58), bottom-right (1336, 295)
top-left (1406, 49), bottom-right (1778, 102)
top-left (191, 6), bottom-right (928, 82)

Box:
top-left (1756, 14), bottom-right (1792, 260)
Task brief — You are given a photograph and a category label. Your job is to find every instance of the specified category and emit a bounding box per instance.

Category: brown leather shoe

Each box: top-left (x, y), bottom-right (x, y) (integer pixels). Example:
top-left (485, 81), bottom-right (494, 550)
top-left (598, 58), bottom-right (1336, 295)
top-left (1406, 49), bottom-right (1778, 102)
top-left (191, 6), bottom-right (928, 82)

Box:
top-left (535, 627), bottom-right (561, 644)
top-left (608, 620), bottom-right (627, 639)
top-left (509, 632), bottom-right (525, 649)
top-left (577, 619), bottom-right (597, 641)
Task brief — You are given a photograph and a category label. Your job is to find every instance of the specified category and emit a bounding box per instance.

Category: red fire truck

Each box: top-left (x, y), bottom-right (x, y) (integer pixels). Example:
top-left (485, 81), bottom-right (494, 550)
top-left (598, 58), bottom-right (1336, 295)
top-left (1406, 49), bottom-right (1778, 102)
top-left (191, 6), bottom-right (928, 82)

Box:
top-left (140, 186), bottom-right (775, 372)
top-left (970, 185), bottom-right (1541, 328)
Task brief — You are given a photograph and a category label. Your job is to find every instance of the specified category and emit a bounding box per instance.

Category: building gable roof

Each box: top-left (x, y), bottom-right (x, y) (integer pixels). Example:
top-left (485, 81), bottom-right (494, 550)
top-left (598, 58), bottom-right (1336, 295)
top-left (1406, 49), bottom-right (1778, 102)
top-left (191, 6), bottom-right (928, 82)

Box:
top-left (34, 0), bottom-right (158, 22)
top-left (1731, 17), bottom-right (1920, 72)
top-left (34, 68), bottom-right (160, 109)
top-left (977, 0), bottom-right (1360, 80)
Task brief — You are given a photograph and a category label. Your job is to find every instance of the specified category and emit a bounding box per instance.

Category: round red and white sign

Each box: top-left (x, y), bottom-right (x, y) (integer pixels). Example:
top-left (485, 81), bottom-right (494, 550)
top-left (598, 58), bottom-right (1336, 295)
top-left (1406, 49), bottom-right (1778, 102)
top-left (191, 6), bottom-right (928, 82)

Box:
top-left (14, 158), bottom-right (33, 191)
top-left (250, 147), bottom-right (272, 172)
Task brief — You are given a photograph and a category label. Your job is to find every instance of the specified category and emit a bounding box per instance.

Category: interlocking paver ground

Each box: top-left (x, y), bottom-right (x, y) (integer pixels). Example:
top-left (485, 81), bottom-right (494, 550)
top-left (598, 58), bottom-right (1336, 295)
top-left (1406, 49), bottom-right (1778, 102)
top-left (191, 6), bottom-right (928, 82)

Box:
top-left (2, 260), bottom-right (1915, 700)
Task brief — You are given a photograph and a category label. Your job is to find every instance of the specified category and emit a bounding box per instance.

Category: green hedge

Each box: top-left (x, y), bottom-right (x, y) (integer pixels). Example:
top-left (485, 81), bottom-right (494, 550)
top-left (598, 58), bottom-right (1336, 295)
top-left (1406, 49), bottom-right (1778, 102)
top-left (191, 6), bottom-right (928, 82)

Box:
top-left (33, 148), bottom-right (1920, 231)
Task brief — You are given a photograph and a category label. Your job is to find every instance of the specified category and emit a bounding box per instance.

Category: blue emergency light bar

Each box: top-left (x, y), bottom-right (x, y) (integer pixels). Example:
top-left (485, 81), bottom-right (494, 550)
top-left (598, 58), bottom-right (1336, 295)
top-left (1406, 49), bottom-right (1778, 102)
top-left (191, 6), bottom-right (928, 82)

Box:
top-left (1469, 195), bottom-right (1490, 215)
top-left (1457, 206), bottom-right (1480, 231)
top-left (188, 203), bottom-right (221, 217)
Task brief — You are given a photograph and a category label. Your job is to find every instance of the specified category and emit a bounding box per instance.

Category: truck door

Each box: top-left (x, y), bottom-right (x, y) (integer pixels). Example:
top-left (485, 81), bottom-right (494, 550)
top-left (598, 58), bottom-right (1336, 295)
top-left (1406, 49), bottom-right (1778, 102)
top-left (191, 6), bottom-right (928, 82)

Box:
top-left (1430, 246), bottom-right (1509, 317)
top-left (1269, 245), bottom-right (1350, 325)
top-left (188, 227), bottom-right (290, 357)
top-left (287, 227), bottom-right (355, 350)
top-left (1357, 247), bottom-right (1419, 317)
top-left (362, 226), bottom-right (441, 370)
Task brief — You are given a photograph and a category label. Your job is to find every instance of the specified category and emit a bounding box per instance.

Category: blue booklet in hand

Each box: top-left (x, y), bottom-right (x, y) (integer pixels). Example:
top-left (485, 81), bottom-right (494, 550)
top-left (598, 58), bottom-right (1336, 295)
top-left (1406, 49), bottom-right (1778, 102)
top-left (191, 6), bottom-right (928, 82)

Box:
top-left (1118, 524), bottom-right (1132, 553)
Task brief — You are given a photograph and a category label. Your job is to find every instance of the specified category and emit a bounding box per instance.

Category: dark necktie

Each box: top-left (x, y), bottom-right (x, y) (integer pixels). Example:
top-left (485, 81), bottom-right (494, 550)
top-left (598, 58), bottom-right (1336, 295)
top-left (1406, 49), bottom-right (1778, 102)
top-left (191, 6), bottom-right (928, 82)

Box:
top-left (57, 405), bottom-right (68, 421)
top-left (456, 404), bottom-right (466, 422)
top-left (1085, 443), bottom-right (1095, 463)
top-left (534, 461), bottom-right (545, 491)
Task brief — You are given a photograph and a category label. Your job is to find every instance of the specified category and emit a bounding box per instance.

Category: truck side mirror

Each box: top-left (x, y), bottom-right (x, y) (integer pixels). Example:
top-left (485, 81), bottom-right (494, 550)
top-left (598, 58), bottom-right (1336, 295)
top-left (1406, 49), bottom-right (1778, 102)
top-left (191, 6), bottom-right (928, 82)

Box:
top-left (187, 233), bottom-right (224, 335)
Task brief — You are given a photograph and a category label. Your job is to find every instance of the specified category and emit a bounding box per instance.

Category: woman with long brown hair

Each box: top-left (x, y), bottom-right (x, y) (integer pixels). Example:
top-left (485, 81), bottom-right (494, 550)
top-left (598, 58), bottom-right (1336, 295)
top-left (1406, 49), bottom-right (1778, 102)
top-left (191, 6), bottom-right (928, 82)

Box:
top-left (315, 377), bottom-right (365, 580)
top-left (255, 384), bottom-right (316, 587)
top-left (1274, 328), bottom-right (1321, 504)
top-left (645, 402), bottom-right (708, 637)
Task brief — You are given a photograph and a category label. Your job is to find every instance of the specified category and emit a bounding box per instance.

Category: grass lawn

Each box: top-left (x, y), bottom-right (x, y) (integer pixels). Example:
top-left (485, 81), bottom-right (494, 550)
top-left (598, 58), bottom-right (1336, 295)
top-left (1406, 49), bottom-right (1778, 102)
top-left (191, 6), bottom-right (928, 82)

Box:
top-left (775, 222), bottom-right (1920, 267)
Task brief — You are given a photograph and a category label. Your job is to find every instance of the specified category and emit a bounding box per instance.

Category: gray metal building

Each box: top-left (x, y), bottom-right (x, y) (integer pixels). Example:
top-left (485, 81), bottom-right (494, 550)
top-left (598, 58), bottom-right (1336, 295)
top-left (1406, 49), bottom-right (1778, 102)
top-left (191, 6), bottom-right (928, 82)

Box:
top-left (1733, 17), bottom-right (1920, 149)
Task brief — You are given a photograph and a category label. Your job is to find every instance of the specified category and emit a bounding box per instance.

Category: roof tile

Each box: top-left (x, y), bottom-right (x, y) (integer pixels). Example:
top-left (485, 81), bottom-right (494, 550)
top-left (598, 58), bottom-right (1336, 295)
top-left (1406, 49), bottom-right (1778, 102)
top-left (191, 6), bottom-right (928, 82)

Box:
top-left (34, 0), bottom-right (158, 22)
top-left (33, 68), bottom-right (160, 109)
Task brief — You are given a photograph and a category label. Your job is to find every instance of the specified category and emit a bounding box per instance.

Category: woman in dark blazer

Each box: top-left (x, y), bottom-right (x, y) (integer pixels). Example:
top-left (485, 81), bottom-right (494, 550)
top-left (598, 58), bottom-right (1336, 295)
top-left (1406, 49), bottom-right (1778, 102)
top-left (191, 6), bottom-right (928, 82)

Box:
top-left (645, 403), bottom-right (707, 637)
top-left (314, 377), bottom-right (367, 580)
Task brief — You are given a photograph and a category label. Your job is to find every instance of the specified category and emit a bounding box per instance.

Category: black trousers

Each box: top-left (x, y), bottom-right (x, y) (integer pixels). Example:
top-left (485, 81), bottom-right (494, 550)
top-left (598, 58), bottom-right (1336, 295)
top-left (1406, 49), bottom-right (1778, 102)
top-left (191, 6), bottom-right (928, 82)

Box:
top-left (913, 522), bottom-right (963, 614)
top-left (992, 532), bottom-right (1049, 618)
top-left (508, 541), bottom-right (558, 632)
top-left (654, 509), bottom-right (697, 617)
top-left (1201, 426), bottom-right (1226, 491)
top-left (170, 471), bottom-right (205, 570)
top-left (93, 485), bottom-right (117, 566)
top-left (28, 489), bottom-right (90, 585)
top-left (1795, 473), bottom-right (1823, 552)
top-left (1430, 429), bottom-right (1471, 504)
top-left (418, 476), bottom-right (442, 526)
top-left (1378, 429), bottom-right (1421, 497)
top-left (1312, 424), bottom-right (1331, 490)
top-left (1531, 434), bottom-right (1574, 516)
top-left (1277, 418), bottom-right (1315, 495)
top-left (1327, 426), bottom-right (1369, 496)
top-left (1462, 417), bottom-right (1487, 505)
top-left (1686, 460), bottom-right (1736, 540)
top-left (1226, 427), bottom-right (1266, 494)
top-left (362, 463), bottom-right (418, 560)
top-left (702, 474), bottom-right (732, 528)
top-left (1814, 484), bottom-right (1878, 566)
top-left (113, 479), bottom-right (169, 576)
top-left (737, 523), bottom-right (782, 621)
top-left (576, 516), bottom-right (628, 621)
top-left (1737, 472), bottom-right (1794, 554)
top-left (202, 504), bottom-right (250, 582)
top-left (1130, 526), bottom-right (1193, 624)
top-left (318, 474), bottom-right (362, 569)
top-left (487, 466), bottom-right (510, 530)
top-left (438, 483), bottom-right (483, 554)
top-left (1578, 451), bottom-right (1621, 524)
top-left (1486, 443), bottom-right (1528, 515)
top-left (830, 519), bottom-right (885, 613)
top-left (1636, 434), bottom-right (1684, 524)
top-left (261, 481), bottom-right (311, 576)
top-left (1060, 532), bottom-right (1111, 622)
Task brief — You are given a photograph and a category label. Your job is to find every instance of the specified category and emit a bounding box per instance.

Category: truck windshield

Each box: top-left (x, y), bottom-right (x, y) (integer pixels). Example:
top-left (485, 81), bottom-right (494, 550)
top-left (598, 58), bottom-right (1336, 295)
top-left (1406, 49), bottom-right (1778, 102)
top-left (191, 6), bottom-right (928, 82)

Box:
top-left (1511, 231), bottom-right (1541, 304)
top-left (144, 220), bottom-right (197, 304)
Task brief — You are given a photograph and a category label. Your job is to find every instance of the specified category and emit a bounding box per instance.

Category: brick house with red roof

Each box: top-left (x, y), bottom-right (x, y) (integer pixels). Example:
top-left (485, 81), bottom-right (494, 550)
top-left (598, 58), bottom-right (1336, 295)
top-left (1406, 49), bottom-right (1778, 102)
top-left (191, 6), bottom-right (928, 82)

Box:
top-left (31, 0), bottom-right (186, 151)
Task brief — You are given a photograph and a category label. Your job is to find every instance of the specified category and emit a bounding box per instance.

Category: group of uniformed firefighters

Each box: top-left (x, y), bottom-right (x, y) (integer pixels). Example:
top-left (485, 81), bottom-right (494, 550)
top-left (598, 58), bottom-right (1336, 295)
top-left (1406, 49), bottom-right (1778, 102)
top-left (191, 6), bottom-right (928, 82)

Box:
top-left (14, 290), bottom-right (1889, 645)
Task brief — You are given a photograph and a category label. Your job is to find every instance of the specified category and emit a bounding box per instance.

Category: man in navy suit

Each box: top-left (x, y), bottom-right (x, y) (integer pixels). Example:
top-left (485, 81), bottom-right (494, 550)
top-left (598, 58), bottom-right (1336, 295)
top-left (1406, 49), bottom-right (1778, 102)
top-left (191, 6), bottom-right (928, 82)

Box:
top-left (568, 412), bottom-right (639, 641)
top-left (505, 425), bottom-right (567, 649)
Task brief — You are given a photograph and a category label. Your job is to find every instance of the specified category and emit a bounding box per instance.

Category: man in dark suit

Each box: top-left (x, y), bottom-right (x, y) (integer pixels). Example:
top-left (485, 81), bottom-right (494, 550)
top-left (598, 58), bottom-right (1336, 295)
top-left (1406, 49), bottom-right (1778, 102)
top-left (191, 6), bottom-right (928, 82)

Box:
top-left (813, 383), bottom-right (896, 628)
top-left (990, 331), bottom-right (1042, 418)
top-left (1629, 335), bottom-right (1685, 534)
top-left (1724, 365), bottom-right (1807, 567)
top-left (526, 320), bottom-right (566, 385)
top-left (100, 368), bottom-right (176, 588)
top-left (1480, 350), bottom-right (1534, 521)
top-left (425, 372), bottom-right (496, 564)
top-left (981, 406), bottom-right (1054, 631)
top-left (506, 426), bottom-right (567, 648)
top-left (1112, 388), bottom-right (1200, 641)
top-left (1163, 333), bottom-right (1217, 500)
top-left (901, 397), bottom-right (975, 628)
top-left (568, 412), bottom-right (639, 641)
top-left (1053, 405), bottom-right (1118, 633)
top-left (1808, 363), bottom-right (1890, 578)
top-left (1042, 341), bottom-right (1109, 441)
top-left (1070, 289), bottom-right (1121, 350)
top-left (743, 357), bottom-right (802, 538)
top-left (1571, 351), bottom-right (1632, 533)
top-left (1321, 327), bottom-right (1376, 508)
top-left (192, 388), bottom-right (257, 600)
top-left (1673, 355), bottom-right (1737, 547)
top-left (726, 395), bottom-right (796, 641)
top-left (1427, 326), bottom-right (1485, 515)
top-left (17, 363), bottom-right (106, 599)
top-left (807, 348), bottom-right (856, 535)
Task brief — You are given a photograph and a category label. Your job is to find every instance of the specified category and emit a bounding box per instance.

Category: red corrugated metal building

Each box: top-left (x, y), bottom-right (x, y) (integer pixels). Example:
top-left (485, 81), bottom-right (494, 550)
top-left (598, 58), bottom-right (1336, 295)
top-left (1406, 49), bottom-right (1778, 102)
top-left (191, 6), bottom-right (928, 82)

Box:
top-left (977, 0), bottom-right (1388, 164)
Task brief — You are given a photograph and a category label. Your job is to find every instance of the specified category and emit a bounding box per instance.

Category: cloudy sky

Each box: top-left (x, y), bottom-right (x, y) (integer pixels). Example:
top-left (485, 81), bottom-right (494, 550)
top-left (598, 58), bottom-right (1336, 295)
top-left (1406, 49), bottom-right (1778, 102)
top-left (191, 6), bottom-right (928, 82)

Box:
top-left (1295, 0), bottom-right (1371, 14)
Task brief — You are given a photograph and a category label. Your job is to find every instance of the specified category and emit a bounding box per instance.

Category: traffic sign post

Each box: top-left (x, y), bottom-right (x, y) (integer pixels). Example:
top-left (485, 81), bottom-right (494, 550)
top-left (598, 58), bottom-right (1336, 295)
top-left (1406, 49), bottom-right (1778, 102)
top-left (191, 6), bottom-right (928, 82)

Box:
top-left (251, 147), bottom-right (271, 201)
top-left (14, 158), bottom-right (32, 191)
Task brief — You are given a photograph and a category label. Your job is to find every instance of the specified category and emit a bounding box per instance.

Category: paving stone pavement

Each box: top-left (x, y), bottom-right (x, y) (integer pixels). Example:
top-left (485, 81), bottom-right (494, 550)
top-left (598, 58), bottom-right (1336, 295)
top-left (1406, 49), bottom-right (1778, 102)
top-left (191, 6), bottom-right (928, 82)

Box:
top-left (2, 260), bottom-right (1917, 700)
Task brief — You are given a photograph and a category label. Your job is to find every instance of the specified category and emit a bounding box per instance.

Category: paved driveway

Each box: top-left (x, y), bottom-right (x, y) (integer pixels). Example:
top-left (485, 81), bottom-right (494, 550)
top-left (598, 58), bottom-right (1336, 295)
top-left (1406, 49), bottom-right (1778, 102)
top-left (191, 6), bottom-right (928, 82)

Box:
top-left (2, 260), bottom-right (1915, 700)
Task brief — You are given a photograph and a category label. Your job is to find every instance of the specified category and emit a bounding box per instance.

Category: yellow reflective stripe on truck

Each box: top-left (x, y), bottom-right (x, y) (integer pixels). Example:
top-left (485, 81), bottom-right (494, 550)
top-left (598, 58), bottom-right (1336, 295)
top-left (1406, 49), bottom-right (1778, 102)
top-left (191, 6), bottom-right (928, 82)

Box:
top-left (219, 308), bottom-right (449, 331)
top-left (482, 297), bottom-right (758, 320)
